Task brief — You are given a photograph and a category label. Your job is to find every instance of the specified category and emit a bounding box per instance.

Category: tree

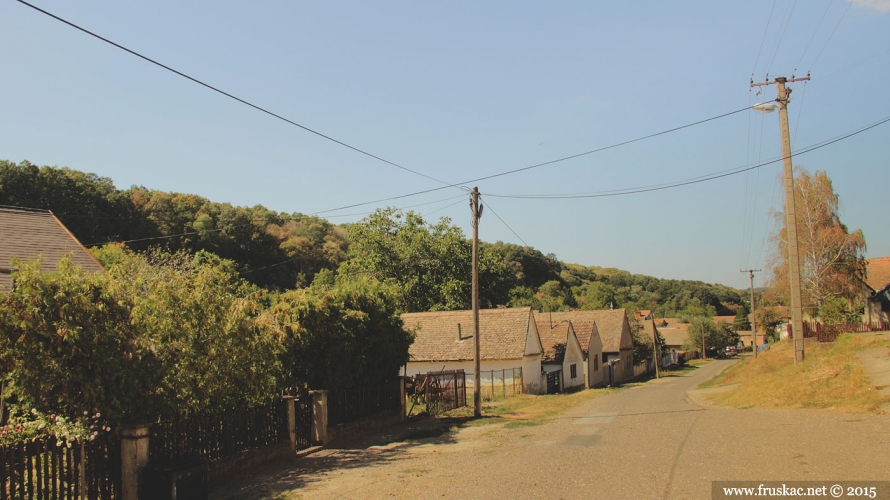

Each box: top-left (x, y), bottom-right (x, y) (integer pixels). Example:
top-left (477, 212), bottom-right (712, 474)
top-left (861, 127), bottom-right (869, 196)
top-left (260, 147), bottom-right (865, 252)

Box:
top-left (733, 306), bottom-right (751, 331)
top-left (338, 208), bottom-right (514, 312)
top-left (769, 167), bottom-right (867, 317)
top-left (684, 317), bottom-right (737, 356)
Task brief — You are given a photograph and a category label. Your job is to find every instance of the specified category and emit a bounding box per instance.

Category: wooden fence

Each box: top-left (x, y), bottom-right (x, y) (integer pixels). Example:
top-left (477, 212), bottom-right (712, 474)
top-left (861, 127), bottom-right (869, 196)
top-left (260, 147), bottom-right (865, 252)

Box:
top-left (791, 320), bottom-right (890, 343)
top-left (0, 432), bottom-right (120, 500)
top-left (327, 379), bottom-right (402, 427)
top-left (150, 399), bottom-right (291, 466)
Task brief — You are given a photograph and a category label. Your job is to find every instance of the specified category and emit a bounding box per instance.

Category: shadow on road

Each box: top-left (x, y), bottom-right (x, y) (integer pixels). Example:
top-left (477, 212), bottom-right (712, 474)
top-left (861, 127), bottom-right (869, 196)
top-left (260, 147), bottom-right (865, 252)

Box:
top-left (212, 416), bottom-right (479, 500)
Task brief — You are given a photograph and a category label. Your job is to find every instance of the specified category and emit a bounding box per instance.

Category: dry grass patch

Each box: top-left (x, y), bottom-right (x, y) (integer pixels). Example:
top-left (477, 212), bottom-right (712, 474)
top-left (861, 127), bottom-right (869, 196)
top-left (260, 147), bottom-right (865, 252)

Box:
top-left (703, 334), bottom-right (890, 413)
top-left (441, 387), bottom-right (614, 427)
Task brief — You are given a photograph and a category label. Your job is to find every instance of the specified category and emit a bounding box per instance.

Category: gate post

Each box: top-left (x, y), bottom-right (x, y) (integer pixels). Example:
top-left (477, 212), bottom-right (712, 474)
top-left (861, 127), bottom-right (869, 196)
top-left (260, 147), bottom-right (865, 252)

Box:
top-left (399, 377), bottom-right (407, 422)
top-left (120, 424), bottom-right (151, 500)
top-left (310, 390), bottom-right (328, 446)
top-left (283, 396), bottom-right (297, 454)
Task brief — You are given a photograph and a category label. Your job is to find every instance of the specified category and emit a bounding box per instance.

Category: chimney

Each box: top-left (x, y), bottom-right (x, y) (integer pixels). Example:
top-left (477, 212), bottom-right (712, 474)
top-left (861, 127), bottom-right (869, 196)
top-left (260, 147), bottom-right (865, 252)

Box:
top-left (457, 323), bottom-right (462, 340)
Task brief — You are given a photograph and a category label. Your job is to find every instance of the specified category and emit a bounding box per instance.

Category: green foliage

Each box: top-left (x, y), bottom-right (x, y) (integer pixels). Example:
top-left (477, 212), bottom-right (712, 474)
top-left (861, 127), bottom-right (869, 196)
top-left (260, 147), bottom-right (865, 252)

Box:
top-left (733, 306), bottom-right (751, 331)
top-left (272, 276), bottom-right (412, 391)
top-left (95, 245), bottom-right (286, 418)
top-left (818, 297), bottom-right (863, 325)
top-left (0, 257), bottom-right (162, 424)
top-left (0, 408), bottom-right (107, 446)
top-left (628, 316), bottom-right (653, 362)
top-left (0, 160), bottom-right (348, 290)
top-left (684, 318), bottom-right (740, 352)
top-left (339, 209), bottom-right (513, 312)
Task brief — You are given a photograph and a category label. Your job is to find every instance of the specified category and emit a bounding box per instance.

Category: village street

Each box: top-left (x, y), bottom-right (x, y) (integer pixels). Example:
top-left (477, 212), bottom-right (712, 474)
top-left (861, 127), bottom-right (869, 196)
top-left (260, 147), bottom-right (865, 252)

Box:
top-left (217, 360), bottom-right (890, 499)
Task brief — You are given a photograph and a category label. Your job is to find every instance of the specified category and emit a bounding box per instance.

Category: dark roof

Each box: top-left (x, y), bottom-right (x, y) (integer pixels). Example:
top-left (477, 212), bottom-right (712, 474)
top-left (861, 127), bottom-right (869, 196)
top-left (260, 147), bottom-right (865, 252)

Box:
top-left (402, 307), bottom-right (539, 362)
top-left (0, 206), bottom-right (104, 291)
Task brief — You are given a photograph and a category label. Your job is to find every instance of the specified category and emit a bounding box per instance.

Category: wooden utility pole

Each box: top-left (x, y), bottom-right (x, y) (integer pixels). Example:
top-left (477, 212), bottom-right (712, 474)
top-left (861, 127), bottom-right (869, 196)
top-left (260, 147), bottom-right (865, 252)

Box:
top-left (751, 74), bottom-right (809, 363)
top-left (741, 269), bottom-right (761, 358)
top-left (470, 187), bottom-right (483, 417)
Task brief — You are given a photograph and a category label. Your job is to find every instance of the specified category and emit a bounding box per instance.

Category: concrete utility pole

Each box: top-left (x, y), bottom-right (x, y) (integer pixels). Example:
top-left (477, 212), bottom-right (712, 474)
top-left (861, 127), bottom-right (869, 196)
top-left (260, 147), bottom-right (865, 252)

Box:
top-left (741, 269), bottom-right (761, 358)
top-left (470, 187), bottom-right (483, 417)
top-left (751, 74), bottom-right (809, 363)
top-left (652, 324), bottom-right (660, 379)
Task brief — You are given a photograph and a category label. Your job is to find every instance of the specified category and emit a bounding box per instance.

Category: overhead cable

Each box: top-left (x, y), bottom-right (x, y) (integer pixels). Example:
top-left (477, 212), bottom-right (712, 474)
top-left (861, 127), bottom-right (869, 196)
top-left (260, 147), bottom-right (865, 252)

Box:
top-left (484, 115), bottom-right (890, 199)
top-left (14, 0), bottom-right (462, 191)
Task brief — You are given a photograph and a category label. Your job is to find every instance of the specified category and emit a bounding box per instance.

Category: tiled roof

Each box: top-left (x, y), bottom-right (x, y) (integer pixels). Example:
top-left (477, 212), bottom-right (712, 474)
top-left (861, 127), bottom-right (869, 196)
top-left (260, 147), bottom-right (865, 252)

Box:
top-left (0, 206), bottom-right (104, 292)
top-left (535, 309), bottom-right (631, 353)
top-left (403, 307), bottom-right (538, 362)
top-left (539, 321), bottom-right (571, 363)
top-left (655, 318), bottom-right (690, 347)
top-left (865, 257), bottom-right (890, 293)
top-left (638, 319), bottom-right (657, 346)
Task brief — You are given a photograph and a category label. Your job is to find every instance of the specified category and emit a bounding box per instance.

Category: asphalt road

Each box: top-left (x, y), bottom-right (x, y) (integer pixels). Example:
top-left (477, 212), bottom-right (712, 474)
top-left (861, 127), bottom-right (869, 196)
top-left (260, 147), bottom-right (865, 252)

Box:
top-left (217, 359), bottom-right (890, 499)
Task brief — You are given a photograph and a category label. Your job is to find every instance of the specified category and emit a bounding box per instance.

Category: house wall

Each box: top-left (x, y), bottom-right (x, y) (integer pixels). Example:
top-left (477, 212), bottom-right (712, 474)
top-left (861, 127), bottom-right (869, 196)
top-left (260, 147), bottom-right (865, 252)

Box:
top-left (588, 350), bottom-right (603, 388)
top-left (561, 337), bottom-right (585, 391)
top-left (407, 357), bottom-right (543, 395)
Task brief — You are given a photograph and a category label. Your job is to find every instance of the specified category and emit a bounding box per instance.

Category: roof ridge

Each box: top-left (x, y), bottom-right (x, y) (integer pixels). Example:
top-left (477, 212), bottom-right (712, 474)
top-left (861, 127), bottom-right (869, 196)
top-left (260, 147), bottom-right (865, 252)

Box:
top-left (0, 205), bottom-right (53, 214)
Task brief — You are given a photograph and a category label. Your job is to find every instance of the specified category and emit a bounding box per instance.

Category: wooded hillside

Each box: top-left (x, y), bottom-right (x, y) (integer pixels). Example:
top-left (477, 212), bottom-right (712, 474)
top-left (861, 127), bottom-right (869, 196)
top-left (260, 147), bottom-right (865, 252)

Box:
top-left (1, 159), bottom-right (745, 315)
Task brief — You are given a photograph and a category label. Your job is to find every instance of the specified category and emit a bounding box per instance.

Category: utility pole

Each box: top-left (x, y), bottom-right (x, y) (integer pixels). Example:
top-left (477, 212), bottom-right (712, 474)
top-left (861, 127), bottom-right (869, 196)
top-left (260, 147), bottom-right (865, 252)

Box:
top-left (470, 187), bottom-right (483, 417)
top-left (751, 74), bottom-right (809, 363)
top-left (652, 324), bottom-right (660, 379)
top-left (741, 269), bottom-right (761, 358)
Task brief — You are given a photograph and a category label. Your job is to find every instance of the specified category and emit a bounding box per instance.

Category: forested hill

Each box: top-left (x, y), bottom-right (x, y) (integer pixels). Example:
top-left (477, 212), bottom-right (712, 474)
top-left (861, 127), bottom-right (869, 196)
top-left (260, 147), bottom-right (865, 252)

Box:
top-left (0, 160), bottom-right (745, 315)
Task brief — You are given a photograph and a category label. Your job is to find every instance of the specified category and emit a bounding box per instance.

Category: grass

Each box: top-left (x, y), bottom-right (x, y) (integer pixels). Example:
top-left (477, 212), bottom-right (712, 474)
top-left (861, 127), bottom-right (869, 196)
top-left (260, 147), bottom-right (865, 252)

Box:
top-left (433, 386), bottom-right (615, 430)
top-left (701, 333), bottom-right (890, 413)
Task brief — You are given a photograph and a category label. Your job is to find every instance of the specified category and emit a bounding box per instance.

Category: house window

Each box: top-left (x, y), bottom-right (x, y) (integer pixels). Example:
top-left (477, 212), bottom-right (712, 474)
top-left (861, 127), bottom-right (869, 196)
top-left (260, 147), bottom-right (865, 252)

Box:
top-left (570, 364), bottom-right (577, 379)
top-left (594, 356), bottom-right (599, 371)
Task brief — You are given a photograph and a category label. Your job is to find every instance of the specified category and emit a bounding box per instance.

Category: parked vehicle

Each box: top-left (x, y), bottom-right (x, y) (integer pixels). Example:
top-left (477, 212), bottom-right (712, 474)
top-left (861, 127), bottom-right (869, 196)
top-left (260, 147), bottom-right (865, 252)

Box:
top-left (725, 346), bottom-right (738, 357)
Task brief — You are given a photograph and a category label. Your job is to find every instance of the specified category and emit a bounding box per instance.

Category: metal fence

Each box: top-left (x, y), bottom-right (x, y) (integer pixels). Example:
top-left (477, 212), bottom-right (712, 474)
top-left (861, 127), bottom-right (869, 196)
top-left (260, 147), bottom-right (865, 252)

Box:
top-left (150, 399), bottom-right (290, 466)
top-left (0, 432), bottom-right (121, 500)
top-left (466, 368), bottom-right (523, 401)
top-left (327, 379), bottom-right (401, 427)
top-left (792, 320), bottom-right (890, 343)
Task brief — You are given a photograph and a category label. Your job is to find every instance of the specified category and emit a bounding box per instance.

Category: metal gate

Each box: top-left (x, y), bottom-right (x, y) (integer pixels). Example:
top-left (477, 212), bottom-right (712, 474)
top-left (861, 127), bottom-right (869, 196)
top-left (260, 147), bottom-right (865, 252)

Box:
top-left (546, 370), bottom-right (561, 394)
top-left (411, 370), bottom-right (467, 415)
top-left (294, 389), bottom-right (313, 451)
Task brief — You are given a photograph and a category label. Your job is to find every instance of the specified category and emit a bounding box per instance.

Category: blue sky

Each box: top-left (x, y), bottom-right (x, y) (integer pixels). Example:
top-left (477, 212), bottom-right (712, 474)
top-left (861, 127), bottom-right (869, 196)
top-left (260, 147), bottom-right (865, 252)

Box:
top-left (2, 1), bottom-right (888, 290)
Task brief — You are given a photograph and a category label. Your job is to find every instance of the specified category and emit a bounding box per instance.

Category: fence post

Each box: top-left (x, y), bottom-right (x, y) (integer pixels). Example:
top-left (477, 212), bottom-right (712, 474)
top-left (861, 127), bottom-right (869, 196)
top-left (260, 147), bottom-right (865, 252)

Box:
top-left (282, 396), bottom-right (297, 454)
top-left (399, 378), bottom-right (407, 423)
top-left (120, 424), bottom-right (151, 500)
top-left (79, 442), bottom-right (86, 500)
top-left (310, 390), bottom-right (328, 447)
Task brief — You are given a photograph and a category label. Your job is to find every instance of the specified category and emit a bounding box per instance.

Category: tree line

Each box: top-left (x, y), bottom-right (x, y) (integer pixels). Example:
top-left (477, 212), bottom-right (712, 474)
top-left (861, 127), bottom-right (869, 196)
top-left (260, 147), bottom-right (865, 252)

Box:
top-left (0, 159), bottom-right (747, 316)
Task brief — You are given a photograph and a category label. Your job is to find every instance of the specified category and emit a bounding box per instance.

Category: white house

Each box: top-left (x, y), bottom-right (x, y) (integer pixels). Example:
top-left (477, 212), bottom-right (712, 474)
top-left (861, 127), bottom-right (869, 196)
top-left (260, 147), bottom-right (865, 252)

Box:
top-left (402, 307), bottom-right (545, 395)
top-left (536, 316), bottom-right (604, 389)
top-left (538, 310), bottom-right (634, 385)
top-left (538, 320), bottom-right (586, 392)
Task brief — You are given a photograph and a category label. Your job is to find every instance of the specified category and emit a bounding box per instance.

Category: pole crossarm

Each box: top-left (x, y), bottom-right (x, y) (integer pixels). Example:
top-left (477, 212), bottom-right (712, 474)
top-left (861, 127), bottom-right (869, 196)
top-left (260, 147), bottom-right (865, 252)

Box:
top-left (750, 73), bottom-right (811, 87)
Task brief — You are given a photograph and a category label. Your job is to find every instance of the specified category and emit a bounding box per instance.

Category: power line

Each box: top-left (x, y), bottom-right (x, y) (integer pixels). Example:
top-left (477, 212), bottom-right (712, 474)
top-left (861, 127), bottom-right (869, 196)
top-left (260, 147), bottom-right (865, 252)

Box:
top-left (794, 0), bottom-right (836, 71)
top-left (484, 115), bottom-right (890, 199)
top-left (13, 0), bottom-right (462, 192)
top-left (752, 0), bottom-right (779, 76)
top-left (765, 0), bottom-right (799, 74)
top-left (309, 104), bottom-right (756, 216)
top-left (808, 0), bottom-right (851, 71)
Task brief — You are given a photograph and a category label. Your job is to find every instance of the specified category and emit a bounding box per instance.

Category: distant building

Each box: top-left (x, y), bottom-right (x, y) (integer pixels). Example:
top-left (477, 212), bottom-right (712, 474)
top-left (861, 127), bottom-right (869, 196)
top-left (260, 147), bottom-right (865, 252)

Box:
top-left (0, 206), bottom-right (104, 292)
top-left (863, 257), bottom-right (890, 324)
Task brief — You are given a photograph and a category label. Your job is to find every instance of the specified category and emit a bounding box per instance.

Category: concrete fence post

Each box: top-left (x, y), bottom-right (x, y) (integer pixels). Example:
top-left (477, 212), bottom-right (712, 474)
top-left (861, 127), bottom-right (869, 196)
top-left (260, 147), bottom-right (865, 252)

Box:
top-left (310, 390), bottom-right (328, 446)
top-left (120, 425), bottom-right (151, 500)
top-left (282, 395), bottom-right (297, 454)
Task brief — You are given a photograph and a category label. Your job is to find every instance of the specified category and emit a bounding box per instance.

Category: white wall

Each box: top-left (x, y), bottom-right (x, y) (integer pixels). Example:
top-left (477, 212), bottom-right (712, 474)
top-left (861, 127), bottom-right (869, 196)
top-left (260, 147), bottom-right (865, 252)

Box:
top-left (407, 357), bottom-right (544, 395)
top-left (561, 337), bottom-right (585, 391)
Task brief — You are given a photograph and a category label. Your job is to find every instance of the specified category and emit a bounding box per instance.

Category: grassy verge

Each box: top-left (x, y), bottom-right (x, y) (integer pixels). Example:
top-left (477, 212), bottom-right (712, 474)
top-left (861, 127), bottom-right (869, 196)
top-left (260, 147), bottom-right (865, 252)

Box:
top-left (429, 387), bottom-right (615, 429)
top-left (701, 333), bottom-right (890, 413)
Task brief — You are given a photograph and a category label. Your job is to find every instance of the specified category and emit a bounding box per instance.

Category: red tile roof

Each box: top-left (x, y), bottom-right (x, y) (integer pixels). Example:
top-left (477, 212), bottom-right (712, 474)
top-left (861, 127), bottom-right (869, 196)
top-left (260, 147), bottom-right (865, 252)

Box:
top-left (539, 321), bottom-right (571, 363)
top-left (865, 257), bottom-right (890, 293)
top-left (402, 307), bottom-right (538, 362)
top-left (0, 206), bottom-right (104, 292)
